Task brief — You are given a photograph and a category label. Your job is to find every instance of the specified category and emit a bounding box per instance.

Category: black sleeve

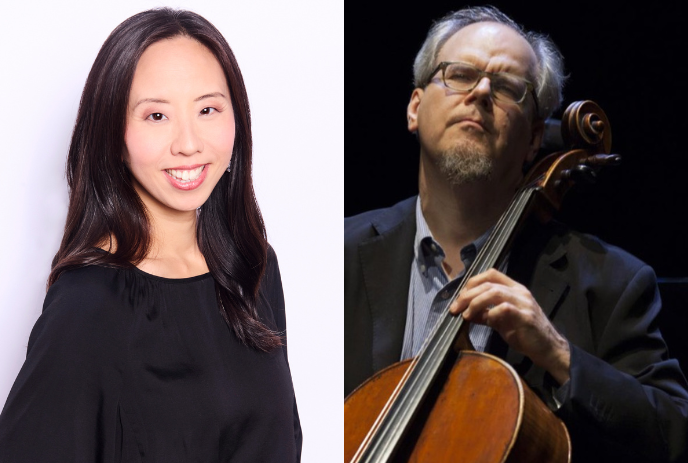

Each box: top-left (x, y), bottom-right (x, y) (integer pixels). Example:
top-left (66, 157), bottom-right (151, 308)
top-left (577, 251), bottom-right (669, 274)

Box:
top-left (558, 264), bottom-right (688, 463)
top-left (262, 245), bottom-right (303, 463)
top-left (0, 270), bottom-right (127, 463)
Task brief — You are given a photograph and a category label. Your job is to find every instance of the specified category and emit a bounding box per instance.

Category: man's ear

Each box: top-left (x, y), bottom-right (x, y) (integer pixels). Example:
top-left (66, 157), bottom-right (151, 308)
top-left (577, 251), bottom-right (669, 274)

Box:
top-left (526, 118), bottom-right (546, 164)
top-left (407, 88), bottom-right (423, 133)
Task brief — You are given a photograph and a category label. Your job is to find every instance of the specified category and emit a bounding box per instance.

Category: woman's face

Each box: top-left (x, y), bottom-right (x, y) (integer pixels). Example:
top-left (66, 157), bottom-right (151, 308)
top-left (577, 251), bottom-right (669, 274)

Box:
top-left (124, 36), bottom-right (235, 215)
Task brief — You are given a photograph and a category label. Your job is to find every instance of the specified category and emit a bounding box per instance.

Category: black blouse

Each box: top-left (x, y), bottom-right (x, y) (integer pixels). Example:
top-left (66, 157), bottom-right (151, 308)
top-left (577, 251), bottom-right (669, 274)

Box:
top-left (0, 249), bottom-right (302, 462)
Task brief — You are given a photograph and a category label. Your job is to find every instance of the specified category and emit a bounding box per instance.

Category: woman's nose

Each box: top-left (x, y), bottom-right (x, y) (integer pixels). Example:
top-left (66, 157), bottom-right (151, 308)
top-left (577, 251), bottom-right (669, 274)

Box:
top-left (170, 118), bottom-right (203, 156)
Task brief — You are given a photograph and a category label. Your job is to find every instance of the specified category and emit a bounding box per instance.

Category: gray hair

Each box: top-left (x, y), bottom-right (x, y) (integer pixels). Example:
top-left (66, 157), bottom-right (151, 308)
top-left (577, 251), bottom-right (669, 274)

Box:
top-left (413, 6), bottom-right (565, 119)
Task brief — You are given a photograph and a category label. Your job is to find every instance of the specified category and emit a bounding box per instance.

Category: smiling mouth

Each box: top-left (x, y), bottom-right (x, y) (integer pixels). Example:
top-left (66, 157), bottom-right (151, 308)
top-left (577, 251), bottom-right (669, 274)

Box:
top-left (165, 165), bottom-right (205, 183)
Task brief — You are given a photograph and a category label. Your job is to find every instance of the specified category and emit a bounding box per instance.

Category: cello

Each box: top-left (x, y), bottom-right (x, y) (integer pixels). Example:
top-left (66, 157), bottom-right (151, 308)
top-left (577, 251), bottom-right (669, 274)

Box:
top-left (344, 101), bottom-right (621, 463)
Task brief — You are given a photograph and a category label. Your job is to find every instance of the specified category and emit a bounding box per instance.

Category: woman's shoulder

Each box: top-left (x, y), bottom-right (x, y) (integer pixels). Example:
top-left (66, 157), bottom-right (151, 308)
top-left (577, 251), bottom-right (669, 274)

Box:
top-left (0, 267), bottom-right (130, 458)
top-left (35, 265), bottom-right (133, 351)
top-left (45, 265), bottom-right (124, 311)
top-left (50, 263), bottom-right (120, 289)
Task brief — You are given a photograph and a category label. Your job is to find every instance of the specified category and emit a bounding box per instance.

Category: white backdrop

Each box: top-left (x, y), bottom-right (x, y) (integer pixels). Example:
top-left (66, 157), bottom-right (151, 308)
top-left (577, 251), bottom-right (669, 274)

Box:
top-left (0, 0), bottom-right (342, 461)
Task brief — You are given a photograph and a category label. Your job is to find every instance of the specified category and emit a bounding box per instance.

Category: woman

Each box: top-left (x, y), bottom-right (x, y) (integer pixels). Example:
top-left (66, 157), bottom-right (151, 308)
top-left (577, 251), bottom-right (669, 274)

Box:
top-left (0, 8), bottom-right (301, 462)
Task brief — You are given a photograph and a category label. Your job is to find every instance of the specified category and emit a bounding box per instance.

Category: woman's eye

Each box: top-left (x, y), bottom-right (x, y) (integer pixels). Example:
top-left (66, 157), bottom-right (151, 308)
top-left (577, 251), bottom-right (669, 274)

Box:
top-left (147, 113), bottom-right (167, 122)
top-left (200, 107), bottom-right (217, 116)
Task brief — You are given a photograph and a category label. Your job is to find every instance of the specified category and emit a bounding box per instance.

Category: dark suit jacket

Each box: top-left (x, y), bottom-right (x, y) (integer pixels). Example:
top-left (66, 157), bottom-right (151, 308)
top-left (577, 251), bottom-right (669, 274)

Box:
top-left (345, 196), bottom-right (688, 463)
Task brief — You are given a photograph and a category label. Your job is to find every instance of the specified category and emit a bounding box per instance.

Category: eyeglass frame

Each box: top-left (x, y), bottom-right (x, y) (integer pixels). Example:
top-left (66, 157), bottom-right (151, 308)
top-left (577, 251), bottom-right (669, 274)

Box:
top-left (426, 61), bottom-right (540, 116)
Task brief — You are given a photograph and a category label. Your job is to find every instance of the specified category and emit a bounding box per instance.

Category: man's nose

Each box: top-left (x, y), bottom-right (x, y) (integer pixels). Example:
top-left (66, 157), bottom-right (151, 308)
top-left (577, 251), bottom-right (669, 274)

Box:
top-left (171, 118), bottom-right (203, 156)
top-left (463, 76), bottom-right (492, 108)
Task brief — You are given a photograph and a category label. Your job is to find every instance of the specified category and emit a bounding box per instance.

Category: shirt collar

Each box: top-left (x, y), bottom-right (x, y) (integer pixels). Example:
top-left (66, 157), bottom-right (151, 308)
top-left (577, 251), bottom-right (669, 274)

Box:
top-left (414, 196), bottom-right (494, 277)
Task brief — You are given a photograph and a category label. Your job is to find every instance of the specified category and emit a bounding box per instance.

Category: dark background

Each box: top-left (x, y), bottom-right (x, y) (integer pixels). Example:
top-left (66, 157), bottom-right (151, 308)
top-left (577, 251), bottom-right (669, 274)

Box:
top-left (345, 3), bottom-right (688, 368)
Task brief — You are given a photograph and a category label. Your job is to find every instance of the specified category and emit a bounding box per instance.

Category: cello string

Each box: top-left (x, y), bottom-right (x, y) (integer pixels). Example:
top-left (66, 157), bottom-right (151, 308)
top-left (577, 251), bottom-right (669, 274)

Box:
top-left (402, 188), bottom-right (529, 381)
top-left (362, 187), bottom-right (535, 460)
top-left (418, 186), bottom-right (534, 380)
top-left (412, 187), bottom-right (534, 378)
top-left (356, 185), bottom-right (538, 462)
top-left (419, 183), bottom-right (533, 353)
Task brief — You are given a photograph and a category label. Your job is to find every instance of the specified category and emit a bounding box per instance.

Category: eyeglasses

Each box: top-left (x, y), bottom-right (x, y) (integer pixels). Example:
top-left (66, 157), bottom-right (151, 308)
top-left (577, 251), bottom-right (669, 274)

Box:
top-left (428, 61), bottom-right (539, 114)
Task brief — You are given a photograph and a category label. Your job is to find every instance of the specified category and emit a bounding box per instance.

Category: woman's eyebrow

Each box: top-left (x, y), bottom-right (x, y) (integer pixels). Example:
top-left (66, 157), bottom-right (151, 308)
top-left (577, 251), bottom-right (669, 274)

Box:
top-left (195, 92), bottom-right (226, 102)
top-left (132, 97), bottom-right (169, 109)
top-left (132, 93), bottom-right (226, 109)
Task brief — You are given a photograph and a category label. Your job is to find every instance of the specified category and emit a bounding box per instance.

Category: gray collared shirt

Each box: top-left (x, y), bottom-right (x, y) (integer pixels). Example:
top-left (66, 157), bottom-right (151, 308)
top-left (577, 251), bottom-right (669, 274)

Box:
top-left (401, 197), bottom-right (496, 360)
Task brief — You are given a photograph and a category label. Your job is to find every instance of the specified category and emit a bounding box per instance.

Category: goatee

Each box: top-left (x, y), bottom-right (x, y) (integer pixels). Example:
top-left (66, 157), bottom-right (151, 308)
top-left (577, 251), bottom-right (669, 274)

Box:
top-left (438, 141), bottom-right (493, 185)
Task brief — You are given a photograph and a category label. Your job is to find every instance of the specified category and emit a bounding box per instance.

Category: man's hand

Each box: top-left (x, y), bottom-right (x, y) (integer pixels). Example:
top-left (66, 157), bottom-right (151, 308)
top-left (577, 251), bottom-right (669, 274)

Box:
top-left (449, 268), bottom-right (571, 385)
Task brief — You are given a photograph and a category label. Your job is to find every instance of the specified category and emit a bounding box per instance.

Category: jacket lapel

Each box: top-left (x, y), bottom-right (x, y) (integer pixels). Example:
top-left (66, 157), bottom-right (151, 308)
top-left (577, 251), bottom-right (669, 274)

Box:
top-left (358, 198), bottom-right (416, 372)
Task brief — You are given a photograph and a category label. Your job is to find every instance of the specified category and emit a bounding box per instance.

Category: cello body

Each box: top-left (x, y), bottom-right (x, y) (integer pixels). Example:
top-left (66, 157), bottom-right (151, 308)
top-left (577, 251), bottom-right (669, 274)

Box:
top-left (344, 351), bottom-right (571, 462)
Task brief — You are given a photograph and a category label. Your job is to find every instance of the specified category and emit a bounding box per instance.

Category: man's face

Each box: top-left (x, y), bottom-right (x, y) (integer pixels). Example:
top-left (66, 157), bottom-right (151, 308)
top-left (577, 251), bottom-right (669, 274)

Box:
top-left (408, 21), bottom-right (544, 188)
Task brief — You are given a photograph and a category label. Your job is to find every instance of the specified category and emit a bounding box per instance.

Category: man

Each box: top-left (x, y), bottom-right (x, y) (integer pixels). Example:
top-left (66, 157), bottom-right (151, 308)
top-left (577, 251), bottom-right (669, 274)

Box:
top-left (344, 6), bottom-right (688, 462)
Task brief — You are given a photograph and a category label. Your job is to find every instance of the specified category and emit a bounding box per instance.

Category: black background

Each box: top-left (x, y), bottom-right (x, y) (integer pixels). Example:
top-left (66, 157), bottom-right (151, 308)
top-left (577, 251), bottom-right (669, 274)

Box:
top-left (345, 2), bottom-right (688, 367)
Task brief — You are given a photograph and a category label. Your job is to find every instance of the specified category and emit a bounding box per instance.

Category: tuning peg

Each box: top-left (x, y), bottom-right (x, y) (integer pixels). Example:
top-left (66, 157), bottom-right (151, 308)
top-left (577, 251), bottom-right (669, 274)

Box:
top-left (585, 154), bottom-right (622, 167)
top-left (562, 165), bottom-right (597, 183)
top-left (572, 165), bottom-right (597, 183)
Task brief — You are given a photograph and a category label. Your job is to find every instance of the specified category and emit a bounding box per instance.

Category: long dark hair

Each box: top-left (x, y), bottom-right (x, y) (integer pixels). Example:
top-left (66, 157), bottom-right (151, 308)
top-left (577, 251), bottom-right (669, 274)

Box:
top-left (50, 8), bottom-right (281, 351)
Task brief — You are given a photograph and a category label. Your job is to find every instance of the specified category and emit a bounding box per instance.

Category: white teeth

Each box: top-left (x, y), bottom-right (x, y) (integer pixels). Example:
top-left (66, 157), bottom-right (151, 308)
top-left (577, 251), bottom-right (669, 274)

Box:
top-left (166, 165), bottom-right (204, 182)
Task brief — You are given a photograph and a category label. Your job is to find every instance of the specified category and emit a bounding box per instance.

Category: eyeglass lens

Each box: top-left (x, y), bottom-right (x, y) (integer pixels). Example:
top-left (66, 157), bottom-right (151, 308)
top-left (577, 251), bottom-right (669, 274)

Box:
top-left (443, 63), bottom-right (528, 104)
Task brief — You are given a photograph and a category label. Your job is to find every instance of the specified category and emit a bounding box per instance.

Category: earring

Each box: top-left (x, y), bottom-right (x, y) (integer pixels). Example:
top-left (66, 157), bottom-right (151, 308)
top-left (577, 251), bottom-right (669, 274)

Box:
top-left (226, 164), bottom-right (231, 173)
